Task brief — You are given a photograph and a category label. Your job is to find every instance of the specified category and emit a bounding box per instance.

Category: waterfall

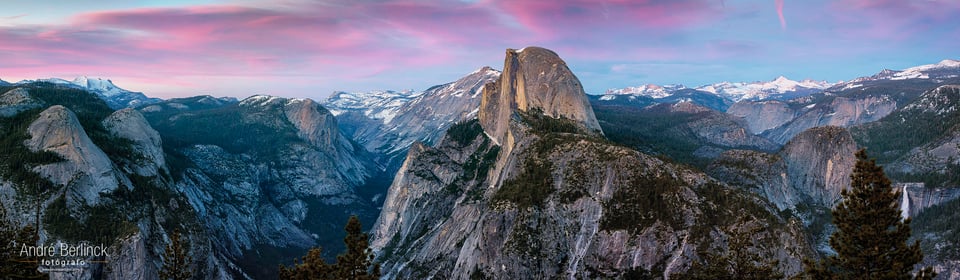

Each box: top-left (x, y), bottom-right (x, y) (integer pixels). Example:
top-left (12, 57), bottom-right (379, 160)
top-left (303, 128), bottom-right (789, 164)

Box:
top-left (900, 185), bottom-right (911, 219)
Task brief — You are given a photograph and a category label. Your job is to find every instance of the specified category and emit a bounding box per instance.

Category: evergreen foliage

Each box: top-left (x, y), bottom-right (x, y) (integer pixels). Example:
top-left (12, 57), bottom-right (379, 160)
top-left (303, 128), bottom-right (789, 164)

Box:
top-left (279, 247), bottom-right (334, 279)
top-left (0, 204), bottom-right (47, 279)
top-left (912, 196), bottom-right (960, 260)
top-left (446, 119), bottom-right (484, 147)
top-left (520, 108), bottom-right (584, 135)
top-left (600, 170), bottom-right (684, 232)
top-left (41, 194), bottom-right (137, 244)
top-left (851, 86), bottom-right (960, 164)
top-left (676, 219), bottom-right (783, 280)
top-left (159, 229), bottom-right (193, 280)
top-left (279, 215), bottom-right (380, 280)
top-left (491, 110), bottom-right (610, 209)
top-left (592, 103), bottom-right (718, 168)
top-left (491, 157), bottom-right (554, 209)
top-left (143, 102), bottom-right (302, 166)
top-left (805, 149), bottom-right (935, 280)
top-left (888, 162), bottom-right (960, 189)
top-left (0, 108), bottom-right (63, 196)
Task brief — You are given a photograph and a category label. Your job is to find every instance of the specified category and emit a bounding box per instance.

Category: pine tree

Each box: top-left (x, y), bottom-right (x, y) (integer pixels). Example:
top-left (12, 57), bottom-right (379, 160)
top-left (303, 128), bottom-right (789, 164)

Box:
top-left (806, 149), bottom-right (936, 280)
top-left (0, 203), bottom-right (47, 279)
top-left (159, 229), bottom-right (193, 280)
top-left (278, 247), bottom-right (334, 280)
top-left (278, 215), bottom-right (380, 280)
top-left (334, 215), bottom-right (380, 280)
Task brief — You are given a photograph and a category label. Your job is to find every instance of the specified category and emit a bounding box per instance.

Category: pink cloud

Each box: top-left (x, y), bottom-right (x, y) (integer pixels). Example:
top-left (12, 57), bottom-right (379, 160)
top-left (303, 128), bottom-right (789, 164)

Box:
top-left (826, 0), bottom-right (960, 41)
top-left (775, 0), bottom-right (785, 30)
top-left (1, 2), bottom-right (471, 94)
top-left (491, 0), bottom-right (719, 39)
top-left (0, 0), bottom-right (737, 98)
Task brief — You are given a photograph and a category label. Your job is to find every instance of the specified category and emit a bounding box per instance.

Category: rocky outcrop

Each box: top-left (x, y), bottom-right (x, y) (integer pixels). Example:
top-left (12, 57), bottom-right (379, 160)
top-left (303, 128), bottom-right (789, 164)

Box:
top-left (103, 108), bottom-right (166, 177)
top-left (879, 86), bottom-right (960, 176)
top-left (708, 126), bottom-right (857, 256)
top-left (888, 128), bottom-right (960, 175)
top-left (282, 98), bottom-right (343, 152)
top-left (102, 232), bottom-right (154, 280)
top-left (138, 95), bottom-right (380, 278)
top-left (898, 183), bottom-right (960, 218)
top-left (658, 102), bottom-right (779, 153)
top-left (325, 67), bottom-right (501, 169)
top-left (0, 88), bottom-right (43, 117)
top-left (372, 123), bottom-right (810, 279)
top-left (762, 96), bottom-right (896, 144)
top-left (479, 47), bottom-right (602, 145)
top-left (780, 126), bottom-right (858, 207)
top-left (239, 95), bottom-right (371, 186)
top-left (373, 47), bottom-right (811, 279)
top-left (26, 105), bottom-right (120, 207)
top-left (726, 100), bottom-right (796, 135)
top-left (708, 150), bottom-right (792, 209)
top-left (710, 126), bottom-right (859, 210)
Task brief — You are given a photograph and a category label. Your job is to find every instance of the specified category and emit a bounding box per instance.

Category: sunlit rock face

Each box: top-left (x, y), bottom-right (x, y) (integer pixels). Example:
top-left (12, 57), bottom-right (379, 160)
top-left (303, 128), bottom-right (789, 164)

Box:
top-left (479, 47), bottom-right (602, 146)
top-left (27, 105), bottom-right (120, 207)
top-left (372, 47), bottom-right (811, 279)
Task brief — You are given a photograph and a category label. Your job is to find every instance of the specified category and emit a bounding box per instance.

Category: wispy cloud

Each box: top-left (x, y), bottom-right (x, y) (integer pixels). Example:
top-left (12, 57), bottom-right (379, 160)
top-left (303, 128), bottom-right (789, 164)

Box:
top-left (775, 0), bottom-right (786, 30)
top-left (0, 0), bottom-right (956, 97)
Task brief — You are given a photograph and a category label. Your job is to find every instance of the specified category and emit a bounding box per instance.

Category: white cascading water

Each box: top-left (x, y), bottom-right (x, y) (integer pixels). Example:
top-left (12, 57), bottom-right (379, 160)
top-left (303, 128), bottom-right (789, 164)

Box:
top-left (900, 185), bottom-right (911, 219)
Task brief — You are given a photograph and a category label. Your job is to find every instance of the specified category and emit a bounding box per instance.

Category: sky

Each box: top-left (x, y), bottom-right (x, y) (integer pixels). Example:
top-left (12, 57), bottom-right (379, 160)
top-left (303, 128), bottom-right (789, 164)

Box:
top-left (0, 0), bottom-right (958, 100)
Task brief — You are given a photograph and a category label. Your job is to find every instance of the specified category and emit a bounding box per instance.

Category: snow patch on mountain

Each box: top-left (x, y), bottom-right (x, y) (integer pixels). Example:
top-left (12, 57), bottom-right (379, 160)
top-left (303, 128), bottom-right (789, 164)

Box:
top-left (324, 90), bottom-right (420, 124)
top-left (695, 76), bottom-right (832, 101)
top-left (72, 77), bottom-right (127, 97)
top-left (604, 84), bottom-right (685, 98)
top-left (14, 76), bottom-right (160, 109)
top-left (891, 59), bottom-right (959, 80)
top-left (323, 66), bottom-right (501, 168)
top-left (840, 59), bottom-right (960, 87)
top-left (602, 76), bottom-right (831, 103)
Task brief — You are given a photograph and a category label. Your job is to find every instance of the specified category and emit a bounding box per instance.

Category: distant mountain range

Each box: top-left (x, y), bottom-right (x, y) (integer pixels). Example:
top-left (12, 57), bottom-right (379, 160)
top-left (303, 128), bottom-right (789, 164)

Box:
top-left (598, 59), bottom-right (960, 106)
top-left (604, 76), bottom-right (831, 103)
top-left (321, 67), bottom-right (501, 170)
top-left (14, 76), bottom-right (161, 109)
top-left (2, 55), bottom-right (960, 279)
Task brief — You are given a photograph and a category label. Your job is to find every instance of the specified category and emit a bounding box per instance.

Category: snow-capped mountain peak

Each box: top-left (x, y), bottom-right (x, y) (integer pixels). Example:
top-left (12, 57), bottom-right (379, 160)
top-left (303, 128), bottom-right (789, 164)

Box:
top-left (12, 76), bottom-right (159, 109)
top-left (695, 76), bottom-right (831, 102)
top-left (470, 66), bottom-right (501, 77)
top-left (848, 59), bottom-right (960, 83)
top-left (890, 59), bottom-right (960, 80)
top-left (71, 76), bottom-right (127, 97)
top-left (604, 84), bottom-right (686, 98)
top-left (19, 76), bottom-right (132, 97)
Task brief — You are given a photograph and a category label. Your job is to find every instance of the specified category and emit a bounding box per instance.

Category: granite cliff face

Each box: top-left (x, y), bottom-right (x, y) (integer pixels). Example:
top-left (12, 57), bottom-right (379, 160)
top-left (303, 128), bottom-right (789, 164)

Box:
top-left (898, 183), bottom-right (960, 218)
top-left (479, 47), bottom-right (602, 145)
top-left (0, 84), bottom-right (222, 280)
top-left (372, 47), bottom-right (811, 279)
top-left (780, 126), bottom-right (858, 208)
top-left (325, 67), bottom-right (500, 169)
top-left (707, 126), bottom-right (857, 256)
top-left (726, 100), bottom-right (796, 135)
top-left (0, 84), bottom-right (382, 279)
top-left (0, 88), bottom-right (43, 117)
top-left (760, 96), bottom-right (896, 144)
top-left (26, 105), bottom-right (121, 207)
top-left (102, 108), bottom-right (166, 177)
top-left (141, 94), bottom-right (380, 278)
top-left (709, 126), bottom-right (856, 211)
